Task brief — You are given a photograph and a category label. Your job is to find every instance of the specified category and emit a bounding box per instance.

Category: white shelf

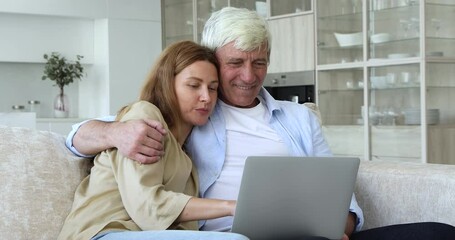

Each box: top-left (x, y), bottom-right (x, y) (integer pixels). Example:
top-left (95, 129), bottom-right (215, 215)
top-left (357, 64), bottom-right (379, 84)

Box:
top-left (315, 0), bottom-right (455, 164)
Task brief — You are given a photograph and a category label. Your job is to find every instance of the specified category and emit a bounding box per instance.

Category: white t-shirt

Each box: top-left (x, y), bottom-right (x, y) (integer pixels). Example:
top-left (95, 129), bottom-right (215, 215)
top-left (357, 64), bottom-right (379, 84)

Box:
top-left (201, 98), bottom-right (289, 231)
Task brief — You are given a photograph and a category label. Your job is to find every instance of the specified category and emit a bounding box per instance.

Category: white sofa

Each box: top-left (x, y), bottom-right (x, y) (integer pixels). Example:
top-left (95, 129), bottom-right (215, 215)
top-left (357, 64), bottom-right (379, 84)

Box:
top-left (1, 125), bottom-right (454, 239)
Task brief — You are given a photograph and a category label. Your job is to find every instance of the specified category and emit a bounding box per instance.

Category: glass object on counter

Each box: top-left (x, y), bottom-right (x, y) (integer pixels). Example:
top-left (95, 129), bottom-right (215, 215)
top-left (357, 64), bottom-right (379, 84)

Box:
top-left (54, 92), bottom-right (69, 118)
top-left (270, 0), bottom-right (312, 17)
top-left (27, 100), bottom-right (41, 118)
top-left (11, 105), bottom-right (25, 112)
top-left (316, 0), bottom-right (363, 65)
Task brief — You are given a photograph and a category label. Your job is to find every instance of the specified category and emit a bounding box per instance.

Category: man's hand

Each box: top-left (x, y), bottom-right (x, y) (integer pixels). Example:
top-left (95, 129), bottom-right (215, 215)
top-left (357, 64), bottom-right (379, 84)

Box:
top-left (342, 212), bottom-right (356, 240)
top-left (109, 119), bottom-right (166, 164)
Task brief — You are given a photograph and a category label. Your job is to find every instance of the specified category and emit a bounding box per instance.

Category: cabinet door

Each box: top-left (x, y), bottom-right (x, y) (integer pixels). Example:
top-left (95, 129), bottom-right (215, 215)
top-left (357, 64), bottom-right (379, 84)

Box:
top-left (270, 0), bottom-right (312, 17)
top-left (162, 0), bottom-right (194, 47)
top-left (268, 14), bottom-right (314, 73)
top-left (368, 1), bottom-right (420, 60)
top-left (368, 64), bottom-right (422, 161)
top-left (316, 0), bottom-right (363, 65)
top-left (230, 0), bottom-right (257, 10)
top-left (318, 68), bottom-right (365, 159)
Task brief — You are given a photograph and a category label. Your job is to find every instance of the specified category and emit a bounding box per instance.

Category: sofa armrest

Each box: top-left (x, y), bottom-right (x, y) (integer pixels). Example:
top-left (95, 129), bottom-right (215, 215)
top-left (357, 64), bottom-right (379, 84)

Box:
top-left (355, 160), bottom-right (455, 230)
top-left (0, 126), bottom-right (91, 240)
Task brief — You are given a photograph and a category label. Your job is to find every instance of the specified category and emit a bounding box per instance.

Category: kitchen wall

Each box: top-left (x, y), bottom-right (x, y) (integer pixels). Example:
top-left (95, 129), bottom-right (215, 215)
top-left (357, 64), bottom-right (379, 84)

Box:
top-left (0, 63), bottom-right (84, 118)
top-left (0, 0), bottom-right (162, 119)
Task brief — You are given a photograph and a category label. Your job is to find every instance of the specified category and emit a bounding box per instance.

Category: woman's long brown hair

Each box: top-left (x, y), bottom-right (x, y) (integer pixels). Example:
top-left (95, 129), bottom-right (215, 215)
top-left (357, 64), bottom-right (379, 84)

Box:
top-left (117, 41), bottom-right (219, 141)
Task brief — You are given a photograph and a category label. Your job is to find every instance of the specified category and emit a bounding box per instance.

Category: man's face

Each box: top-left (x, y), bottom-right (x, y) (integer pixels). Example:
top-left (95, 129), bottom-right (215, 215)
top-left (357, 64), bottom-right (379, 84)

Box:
top-left (215, 41), bottom-right (268, 108)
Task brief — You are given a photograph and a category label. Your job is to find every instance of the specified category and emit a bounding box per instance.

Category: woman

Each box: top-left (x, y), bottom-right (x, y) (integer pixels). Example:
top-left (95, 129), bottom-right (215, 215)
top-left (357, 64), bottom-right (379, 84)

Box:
top-left (58, 41), bottom-right (248, 240)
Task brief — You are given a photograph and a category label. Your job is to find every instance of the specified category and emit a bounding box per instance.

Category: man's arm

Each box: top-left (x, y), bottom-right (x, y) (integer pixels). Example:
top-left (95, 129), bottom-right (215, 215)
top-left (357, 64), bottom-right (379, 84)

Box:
top-left (71, 119), bottom-right (166, 164)
top-left (343, 212), bottom-right (357, 239)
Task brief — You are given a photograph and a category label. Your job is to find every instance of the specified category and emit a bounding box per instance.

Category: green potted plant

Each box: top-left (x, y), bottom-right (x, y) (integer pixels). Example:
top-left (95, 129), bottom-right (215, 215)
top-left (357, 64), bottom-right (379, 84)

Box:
top-left (42, 52), bottom-right (85, 118)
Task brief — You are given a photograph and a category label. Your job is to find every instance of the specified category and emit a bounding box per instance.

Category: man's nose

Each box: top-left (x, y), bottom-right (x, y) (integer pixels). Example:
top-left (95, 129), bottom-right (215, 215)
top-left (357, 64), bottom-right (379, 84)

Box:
top-left (240, 64), bottom-right (255, 82)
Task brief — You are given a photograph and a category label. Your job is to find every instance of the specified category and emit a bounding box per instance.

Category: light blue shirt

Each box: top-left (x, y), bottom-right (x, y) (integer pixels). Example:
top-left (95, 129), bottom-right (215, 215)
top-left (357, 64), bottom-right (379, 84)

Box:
top-left (66, 87), bottom-right (364, 231)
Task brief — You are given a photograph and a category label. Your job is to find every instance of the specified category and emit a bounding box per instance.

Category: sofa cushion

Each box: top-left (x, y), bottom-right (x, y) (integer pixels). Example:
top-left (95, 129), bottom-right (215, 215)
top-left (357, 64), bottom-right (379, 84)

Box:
top-left (0, 126), bottom-right (91, 240)
top-left (355, 160), bottom-right (455, 230)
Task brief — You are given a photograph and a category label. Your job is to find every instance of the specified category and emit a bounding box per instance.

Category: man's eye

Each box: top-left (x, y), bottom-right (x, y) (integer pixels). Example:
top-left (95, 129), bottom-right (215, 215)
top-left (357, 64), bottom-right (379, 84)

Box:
top-left (228, 61), bottom-right (242, 66)
top-left (254, 61), bottom-right (267, 68)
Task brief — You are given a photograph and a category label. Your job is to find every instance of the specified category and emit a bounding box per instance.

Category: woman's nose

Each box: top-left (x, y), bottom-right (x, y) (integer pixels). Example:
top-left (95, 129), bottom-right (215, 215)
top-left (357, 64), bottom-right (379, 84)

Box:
top-left (200, 88), bottom-right (211, 102)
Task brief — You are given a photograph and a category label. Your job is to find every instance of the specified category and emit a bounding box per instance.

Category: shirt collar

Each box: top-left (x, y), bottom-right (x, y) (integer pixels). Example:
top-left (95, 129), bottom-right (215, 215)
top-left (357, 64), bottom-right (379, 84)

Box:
top-left (258, 87), bottom-right (281, 118)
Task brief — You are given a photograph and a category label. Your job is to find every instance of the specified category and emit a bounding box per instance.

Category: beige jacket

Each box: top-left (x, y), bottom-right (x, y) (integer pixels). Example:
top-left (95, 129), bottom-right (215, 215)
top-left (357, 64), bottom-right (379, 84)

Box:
top-left (58, 101), bottom-right (199, 240)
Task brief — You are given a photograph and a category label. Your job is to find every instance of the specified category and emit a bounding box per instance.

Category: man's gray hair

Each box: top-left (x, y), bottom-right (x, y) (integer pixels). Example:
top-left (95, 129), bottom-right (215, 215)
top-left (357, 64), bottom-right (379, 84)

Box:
top-left (201, 7), bottom-right (271, 57)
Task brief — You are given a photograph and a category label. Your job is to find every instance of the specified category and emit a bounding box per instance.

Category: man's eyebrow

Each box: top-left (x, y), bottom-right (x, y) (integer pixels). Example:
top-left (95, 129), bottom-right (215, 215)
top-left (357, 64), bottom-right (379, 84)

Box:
top-left (226, 58), bottom-right (243, 62)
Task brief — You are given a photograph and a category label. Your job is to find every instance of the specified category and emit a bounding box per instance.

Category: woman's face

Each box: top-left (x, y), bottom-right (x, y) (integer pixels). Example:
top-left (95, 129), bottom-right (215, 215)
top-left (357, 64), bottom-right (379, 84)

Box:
top-left (174, 60), bottom-right (219, 127)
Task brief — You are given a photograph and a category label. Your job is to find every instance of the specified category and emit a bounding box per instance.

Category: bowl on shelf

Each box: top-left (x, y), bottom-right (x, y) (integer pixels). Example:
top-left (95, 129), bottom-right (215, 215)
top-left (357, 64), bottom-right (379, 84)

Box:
top-left (370, 33), bottom-right (392, 43)
top-left (334, 32), bottom-right (362, 47)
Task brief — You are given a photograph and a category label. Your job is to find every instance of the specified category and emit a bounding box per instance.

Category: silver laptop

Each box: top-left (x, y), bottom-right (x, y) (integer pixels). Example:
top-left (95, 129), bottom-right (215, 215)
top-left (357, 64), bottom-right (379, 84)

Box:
top-left (231, 156), bottom-right (360, 240)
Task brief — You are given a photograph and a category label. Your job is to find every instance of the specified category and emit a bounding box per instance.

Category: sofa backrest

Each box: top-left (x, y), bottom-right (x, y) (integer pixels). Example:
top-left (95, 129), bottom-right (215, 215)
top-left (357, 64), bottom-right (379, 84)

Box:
top-left (356, 160), bottom-right (455, 230)
top-left (0, 126), bottom-right (91, 240)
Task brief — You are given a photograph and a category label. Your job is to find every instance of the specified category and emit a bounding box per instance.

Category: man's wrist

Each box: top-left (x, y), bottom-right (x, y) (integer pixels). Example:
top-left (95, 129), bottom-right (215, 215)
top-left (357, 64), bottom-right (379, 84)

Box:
top-left (105, 121), bottom-right (121, 149)
top-left (347, 212), bottom-right (357, 236)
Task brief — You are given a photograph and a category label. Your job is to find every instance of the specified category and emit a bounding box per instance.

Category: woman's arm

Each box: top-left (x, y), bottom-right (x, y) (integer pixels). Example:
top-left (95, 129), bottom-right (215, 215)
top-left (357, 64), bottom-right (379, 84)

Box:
top-left (177, 198), bottom-right (236, 222)
top-left (113, 101), bottom-right (233, 230)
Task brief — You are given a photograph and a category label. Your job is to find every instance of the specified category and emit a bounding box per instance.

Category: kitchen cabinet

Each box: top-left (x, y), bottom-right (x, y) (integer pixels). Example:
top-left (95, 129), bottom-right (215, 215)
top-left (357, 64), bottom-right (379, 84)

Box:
top-left (0, 14), bottom-right (95, 64)
top-left (266, 0), bottom-right (315, 74)
top-left (268, 14), bottom-right (314, 73)
top-left (315, 0), bottom-right (455, 164)
top-left (162, 0), bottom-right (258, 48)
top-left (270, 0), bottom-right (312, 17)
top-left (267, 0), bottom-right (315, 73)
top-left (162, 0), bottom-right (315, 73)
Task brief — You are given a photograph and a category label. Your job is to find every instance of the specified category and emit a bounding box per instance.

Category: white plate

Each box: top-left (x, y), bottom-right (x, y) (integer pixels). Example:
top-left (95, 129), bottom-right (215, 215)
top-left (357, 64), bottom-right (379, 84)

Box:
top-left (388, 53), bottom-right (414, 59)
top-left (371, 33), bottom-right (392, 43)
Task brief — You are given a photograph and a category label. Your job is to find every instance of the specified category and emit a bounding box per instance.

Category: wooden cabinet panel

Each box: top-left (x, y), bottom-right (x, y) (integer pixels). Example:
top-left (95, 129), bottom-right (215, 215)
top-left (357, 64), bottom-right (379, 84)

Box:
top-left (268, 14), bottom-right (314, 73)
